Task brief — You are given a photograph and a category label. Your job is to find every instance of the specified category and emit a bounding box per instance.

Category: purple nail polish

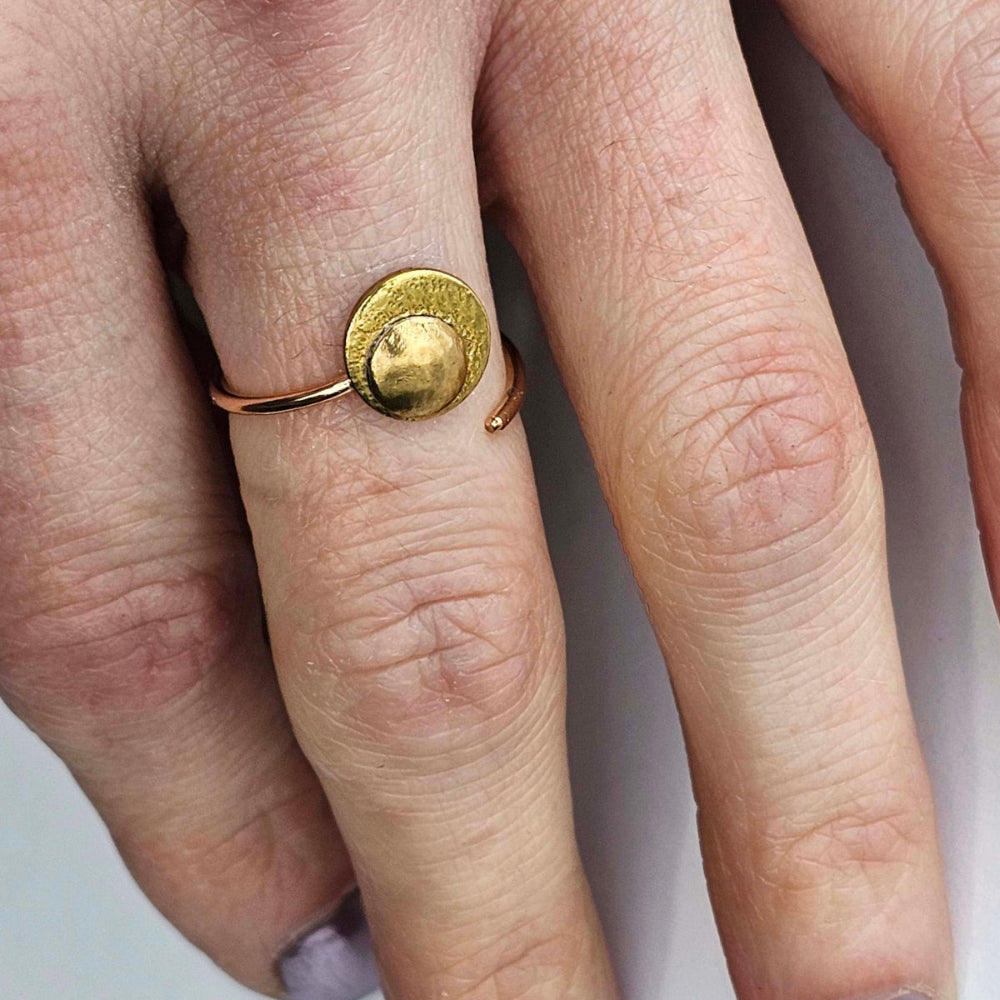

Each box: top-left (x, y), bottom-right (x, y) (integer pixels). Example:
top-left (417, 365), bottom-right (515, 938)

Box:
top-left (867, 993), bottom-right (932, 1000)
top-left (279, 889), bottom-right (380, 1000)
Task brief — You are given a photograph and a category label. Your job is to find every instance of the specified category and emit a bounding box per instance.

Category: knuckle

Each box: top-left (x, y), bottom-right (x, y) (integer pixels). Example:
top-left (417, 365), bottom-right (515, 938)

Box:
top-left (120, 780), bottom-right (330, 907)
top-left (195, 0), bottom-right (481, 56)
top-left (0, 94), bottom-right (79, 263)
top-left (435, 926), bottom-right (591, 1000)
top-left (248, 449), bottom-right (561, 746)
top-left (626, 327), bottom-right (875, 562)
top-left (0, 104), bottom-right (123, 365)
top-left (295, 540), bottom-right (560, 744)
top-left (494, 0), bottom-right (726, 238)
top-left (115, 778), bottom-right (341, 992)
top-left (753, 780), bottom-right (929, 902)
top-left (910, 5), bottom-right (1000, 176)
top-left (0, 557), bottom-right (256, 720)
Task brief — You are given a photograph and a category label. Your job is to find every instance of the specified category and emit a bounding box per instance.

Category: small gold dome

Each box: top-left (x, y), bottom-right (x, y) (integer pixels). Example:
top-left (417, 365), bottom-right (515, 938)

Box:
top-left (366, 315), bottom-right (468, 420)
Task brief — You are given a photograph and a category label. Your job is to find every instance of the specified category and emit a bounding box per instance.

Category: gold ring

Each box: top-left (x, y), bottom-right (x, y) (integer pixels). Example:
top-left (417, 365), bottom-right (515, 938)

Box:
top-left (209, 269), bottom-right (525, 434)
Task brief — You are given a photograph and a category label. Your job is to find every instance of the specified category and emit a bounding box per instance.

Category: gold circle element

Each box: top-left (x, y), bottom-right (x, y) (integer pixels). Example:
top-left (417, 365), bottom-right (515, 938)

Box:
top-left (345, 269), bottom-right (491, 421)
top-left (367, 316), bottom-right (468, 419)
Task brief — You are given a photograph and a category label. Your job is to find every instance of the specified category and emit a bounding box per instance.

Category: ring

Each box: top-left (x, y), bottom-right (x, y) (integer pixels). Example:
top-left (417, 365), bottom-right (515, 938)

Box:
top-left (209, 269), bottom-right (525, 433)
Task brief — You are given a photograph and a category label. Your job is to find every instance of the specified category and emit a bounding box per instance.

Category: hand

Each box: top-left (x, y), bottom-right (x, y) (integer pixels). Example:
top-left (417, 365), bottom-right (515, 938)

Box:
top-left (1, 1), bottom-right (987, 998)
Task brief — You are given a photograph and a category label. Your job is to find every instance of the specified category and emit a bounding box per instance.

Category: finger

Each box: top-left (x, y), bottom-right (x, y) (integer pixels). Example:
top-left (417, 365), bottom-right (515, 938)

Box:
top-left (477, 2), bottom-right (952, 999)
top-left (150, 5), bottom-right (617, 1000)
top-left (0, 28), bottom-right (357, 995)
top-left (776, 0), bottom-right (1000, 644)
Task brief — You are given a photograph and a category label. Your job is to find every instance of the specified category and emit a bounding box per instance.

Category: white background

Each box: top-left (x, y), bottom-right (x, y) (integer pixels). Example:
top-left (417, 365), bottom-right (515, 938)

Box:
top-left (3, 7), bottom-right (999, 998)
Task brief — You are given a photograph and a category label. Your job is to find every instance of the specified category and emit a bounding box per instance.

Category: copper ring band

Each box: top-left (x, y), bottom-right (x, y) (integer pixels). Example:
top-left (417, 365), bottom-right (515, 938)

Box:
top-left (210, 335), bottom-right (525, 433)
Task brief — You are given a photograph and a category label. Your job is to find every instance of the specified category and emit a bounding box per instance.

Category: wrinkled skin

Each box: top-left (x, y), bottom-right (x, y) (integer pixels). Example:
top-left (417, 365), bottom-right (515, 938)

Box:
top-left (3, 1), bottom-right (998, 998)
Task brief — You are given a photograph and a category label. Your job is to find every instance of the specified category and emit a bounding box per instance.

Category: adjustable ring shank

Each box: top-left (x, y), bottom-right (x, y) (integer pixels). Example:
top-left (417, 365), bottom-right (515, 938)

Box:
top-left (210, 338), bottom-right (525, 429)
top-left (486, 336), bottom-right (526, 433)
top-left (210, 375), bottom-right (354, 415)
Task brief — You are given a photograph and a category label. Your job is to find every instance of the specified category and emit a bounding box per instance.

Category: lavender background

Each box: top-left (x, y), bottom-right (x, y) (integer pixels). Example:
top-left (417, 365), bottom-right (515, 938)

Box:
top-left (3, 7), bottom-right (999, 999)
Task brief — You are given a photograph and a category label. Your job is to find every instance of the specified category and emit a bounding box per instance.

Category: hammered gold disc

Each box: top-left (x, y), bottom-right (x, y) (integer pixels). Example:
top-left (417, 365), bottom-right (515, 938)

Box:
top-left (345, 269), bottom-right (491, 421)
top-left (367, 316), bottom-right (468, 419)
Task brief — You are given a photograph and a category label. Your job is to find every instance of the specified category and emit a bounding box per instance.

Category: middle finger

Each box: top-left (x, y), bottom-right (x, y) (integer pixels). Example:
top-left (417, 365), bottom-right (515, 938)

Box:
top-left (477, 0), bottom-right (952, 997)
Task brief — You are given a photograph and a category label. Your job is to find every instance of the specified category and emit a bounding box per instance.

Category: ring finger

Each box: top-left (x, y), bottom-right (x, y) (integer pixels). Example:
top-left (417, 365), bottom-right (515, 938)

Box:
top-left (149, 3), bottom-right (616, 999)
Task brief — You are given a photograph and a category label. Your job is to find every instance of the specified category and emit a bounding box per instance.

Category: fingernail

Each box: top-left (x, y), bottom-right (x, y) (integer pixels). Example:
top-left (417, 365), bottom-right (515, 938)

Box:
top-left (866, 992), bottom-right (933, 1000)
top-left (279, 888), bottom-right (380, 1000)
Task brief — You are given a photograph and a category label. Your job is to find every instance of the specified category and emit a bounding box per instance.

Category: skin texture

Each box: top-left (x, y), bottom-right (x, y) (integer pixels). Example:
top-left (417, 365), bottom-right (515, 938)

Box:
top-left (4, 0), bottom-right (997, 997)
